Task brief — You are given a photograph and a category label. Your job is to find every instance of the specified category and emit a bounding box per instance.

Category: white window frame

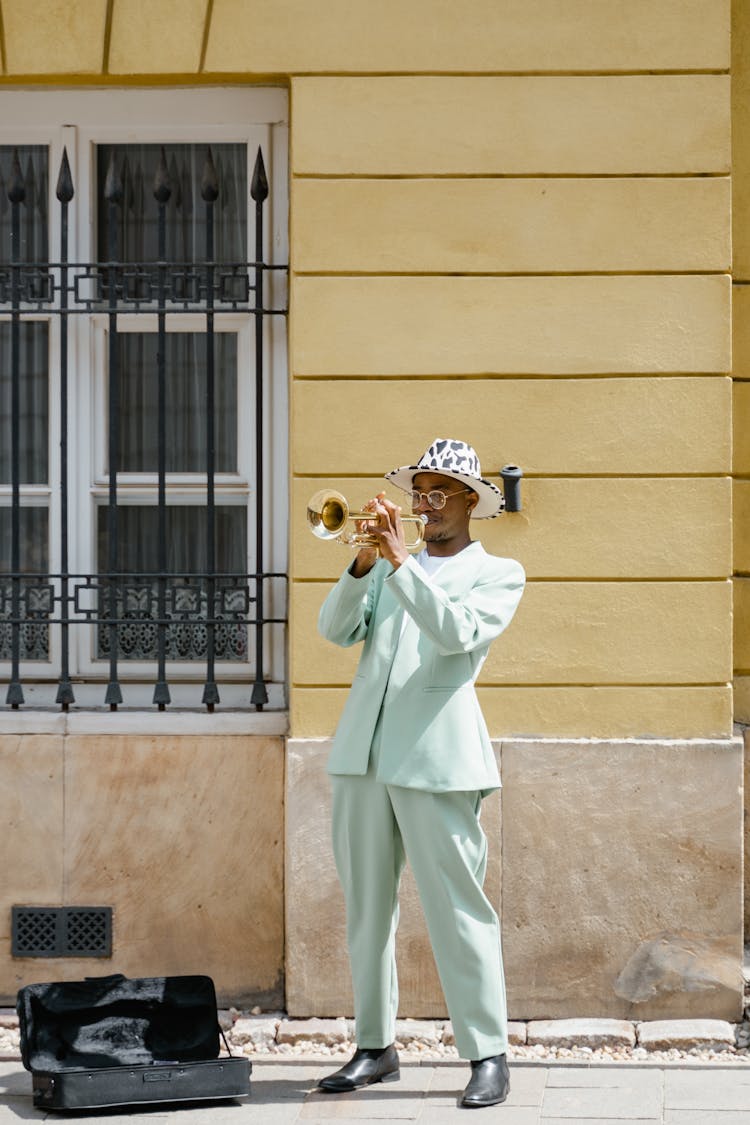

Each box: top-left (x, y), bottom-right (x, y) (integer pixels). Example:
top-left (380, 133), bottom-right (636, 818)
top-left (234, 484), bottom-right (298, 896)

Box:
top-left (0, 88), bottom-right (289, 710)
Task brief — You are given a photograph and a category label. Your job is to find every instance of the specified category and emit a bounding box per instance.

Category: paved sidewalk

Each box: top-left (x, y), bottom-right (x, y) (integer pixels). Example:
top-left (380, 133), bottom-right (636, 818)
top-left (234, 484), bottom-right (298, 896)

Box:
top-left (2, 1059), bottom-right (750, 1124)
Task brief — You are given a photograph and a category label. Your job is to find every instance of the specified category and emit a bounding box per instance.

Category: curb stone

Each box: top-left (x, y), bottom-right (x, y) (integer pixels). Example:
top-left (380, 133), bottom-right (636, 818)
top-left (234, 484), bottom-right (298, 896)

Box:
top-left (277, 1017), bottom-right (348, 1046)
top-left (636, 1019), bottom-right (737, 1052)
top-left (528, 1018), bottom-right (636, 1049)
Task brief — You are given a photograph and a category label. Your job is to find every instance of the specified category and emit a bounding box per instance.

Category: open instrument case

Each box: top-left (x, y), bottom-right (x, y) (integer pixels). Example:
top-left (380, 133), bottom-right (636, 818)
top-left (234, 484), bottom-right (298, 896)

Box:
top-left (16, 973), bottom-right (251, 1111)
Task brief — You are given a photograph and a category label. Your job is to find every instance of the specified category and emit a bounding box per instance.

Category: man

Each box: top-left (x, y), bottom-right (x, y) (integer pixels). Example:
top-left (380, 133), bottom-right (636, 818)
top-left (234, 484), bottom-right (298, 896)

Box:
top-left (316, 438), bottom-right (525, 1109)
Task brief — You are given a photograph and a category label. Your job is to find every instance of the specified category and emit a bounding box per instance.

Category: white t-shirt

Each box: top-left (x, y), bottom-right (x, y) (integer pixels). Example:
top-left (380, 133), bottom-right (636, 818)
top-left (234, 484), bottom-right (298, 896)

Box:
top-left (414, 548), bottom-right (450, 578)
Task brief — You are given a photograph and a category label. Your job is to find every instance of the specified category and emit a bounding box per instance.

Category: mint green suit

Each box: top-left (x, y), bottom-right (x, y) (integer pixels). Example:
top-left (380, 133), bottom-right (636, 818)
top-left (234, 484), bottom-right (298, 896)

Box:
top-left (318, 543), bottom-right (525, 1059)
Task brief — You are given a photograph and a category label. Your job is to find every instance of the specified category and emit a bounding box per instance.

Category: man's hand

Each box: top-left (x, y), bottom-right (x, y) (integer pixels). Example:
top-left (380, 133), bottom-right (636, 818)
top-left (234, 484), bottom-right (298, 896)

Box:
top-left (365, 494), bottom-right (410, 570)
top-left (350, 492), bottom-right (410, 576)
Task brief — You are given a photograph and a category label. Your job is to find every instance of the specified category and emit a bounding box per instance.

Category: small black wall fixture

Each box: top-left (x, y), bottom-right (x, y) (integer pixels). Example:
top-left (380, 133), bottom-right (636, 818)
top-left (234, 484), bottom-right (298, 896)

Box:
top-left (500, 464), bottom-right (523, 512)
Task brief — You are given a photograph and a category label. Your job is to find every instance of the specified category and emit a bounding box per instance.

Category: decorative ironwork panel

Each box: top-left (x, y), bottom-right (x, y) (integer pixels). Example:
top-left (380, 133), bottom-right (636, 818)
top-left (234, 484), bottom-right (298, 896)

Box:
top-left (95, 577), bottom-right (249, 662)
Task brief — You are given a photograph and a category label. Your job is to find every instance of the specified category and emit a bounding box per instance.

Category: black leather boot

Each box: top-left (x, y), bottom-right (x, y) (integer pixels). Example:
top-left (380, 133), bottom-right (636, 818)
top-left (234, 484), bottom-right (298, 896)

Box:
top-left (460, 1053), bottom-right (510, 1108)
top-left (317, 1045), bottom-right (400, 1092)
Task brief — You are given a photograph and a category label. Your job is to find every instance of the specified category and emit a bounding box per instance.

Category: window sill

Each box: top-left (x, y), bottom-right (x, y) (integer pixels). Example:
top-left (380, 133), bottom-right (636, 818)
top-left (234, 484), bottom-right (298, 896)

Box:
top-left (0, 709), bottom-right (288, 736)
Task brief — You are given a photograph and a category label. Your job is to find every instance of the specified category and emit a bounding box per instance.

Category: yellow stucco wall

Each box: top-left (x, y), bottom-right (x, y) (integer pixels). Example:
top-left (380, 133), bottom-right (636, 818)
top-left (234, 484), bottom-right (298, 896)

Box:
top-left (0, 0), bottom-right (734, 741)
top-left (286, 17), bottom-right (732, 739)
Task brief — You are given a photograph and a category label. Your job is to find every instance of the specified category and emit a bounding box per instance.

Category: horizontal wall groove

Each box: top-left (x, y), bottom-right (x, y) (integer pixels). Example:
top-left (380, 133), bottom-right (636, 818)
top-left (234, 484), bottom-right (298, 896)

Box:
top-left (292, 270), bottom-right (730, 279)
top-left (288, 69), bottom-right (730, 79)
top-left (294, 577), bottom-right (731, 585)
top-left (0, 70), bottom-right (729, 85)
top-left (292, 372), bottom-right (731, 381)
top-left (294, 172), bottom-right (730, 181)
top-left (294, 472), bottom-right (732, 480)
top-left (294, 681), bottom-right (730, 690)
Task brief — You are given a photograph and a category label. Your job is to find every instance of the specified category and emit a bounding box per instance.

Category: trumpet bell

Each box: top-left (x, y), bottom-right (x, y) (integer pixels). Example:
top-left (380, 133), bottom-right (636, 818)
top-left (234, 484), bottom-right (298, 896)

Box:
top-left (307, 489), bottom-right (350, 540)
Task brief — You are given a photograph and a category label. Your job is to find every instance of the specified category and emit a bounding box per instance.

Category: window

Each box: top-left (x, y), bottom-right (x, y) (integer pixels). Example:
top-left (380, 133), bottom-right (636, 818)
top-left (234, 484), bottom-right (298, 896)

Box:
top-left (0, 90), bottom-right (289, 710)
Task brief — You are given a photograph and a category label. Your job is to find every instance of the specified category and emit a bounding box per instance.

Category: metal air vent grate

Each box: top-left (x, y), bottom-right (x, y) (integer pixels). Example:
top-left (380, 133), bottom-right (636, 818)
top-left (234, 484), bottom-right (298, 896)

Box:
top-left (12, 906), bottom-right (112, 958)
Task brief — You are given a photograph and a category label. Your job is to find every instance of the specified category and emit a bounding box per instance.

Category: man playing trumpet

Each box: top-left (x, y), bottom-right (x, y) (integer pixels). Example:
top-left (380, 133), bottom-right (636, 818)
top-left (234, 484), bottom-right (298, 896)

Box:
top-left (316, 438), bottom-right (525, 1109)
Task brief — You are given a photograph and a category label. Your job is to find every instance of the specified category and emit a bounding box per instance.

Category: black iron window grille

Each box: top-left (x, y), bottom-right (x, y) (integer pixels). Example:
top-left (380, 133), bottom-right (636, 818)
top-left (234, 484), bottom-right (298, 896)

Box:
top-left (0, 143), bottom-right (288, 711)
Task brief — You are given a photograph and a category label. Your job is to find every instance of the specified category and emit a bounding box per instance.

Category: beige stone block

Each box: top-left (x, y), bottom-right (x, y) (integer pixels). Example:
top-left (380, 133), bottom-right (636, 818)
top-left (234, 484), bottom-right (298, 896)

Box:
top-left (732, 288), bottom-right (750, 379)
top-left (501, 738), bottom-right (744, 1020)
top-left (61, 735), bottom-right (284, 1006)
top-left (290, 685), bottom-right (734, 741)
top-left (2, 0), bottom-right (107, 74)
top-left (293, 178), bottom-right (730, 275)
top-left (733, 380), bottom-right (750, 473)
top-left (0, 735), bottom-right (64, 999)
top-left (735, 292), bottom-right (749, 387)
top-left (486, 580), bottom-right (732, 686)
top-left (293, 476), bottom-right (732, 581)
top-left (291, 76), bottom-right (729, 176)
top-left (292, 378), bottom-right (731, 477)
top-left (735, 675), bottom-right (750, 724)
top-left (293, 579), bottom-right (732, 688)
top-left (207, 0), bottom-right (728, 74)
top-left (477, 686), bottom-right (733, 740)
top-left (734, 480), bottom-right (750, 572)
top-left (108, 0), bottom-right (207, 74)
top-left (285, 739), bottom-right (501, 1017)
top-left (291, 276), bottom-right (730, 377)
top-left (734, 577), bottom-right (750, 673)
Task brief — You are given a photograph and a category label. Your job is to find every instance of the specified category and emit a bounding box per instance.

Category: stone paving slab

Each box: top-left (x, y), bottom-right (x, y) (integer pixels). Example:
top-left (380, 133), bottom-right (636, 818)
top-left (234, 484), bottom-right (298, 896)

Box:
top-left (663, 1065), bottom-right (750, 1111)
top-left (545, 1067), bottom-right (663, 1091)
top-left (540, 1082), bottom-right (663, 1120)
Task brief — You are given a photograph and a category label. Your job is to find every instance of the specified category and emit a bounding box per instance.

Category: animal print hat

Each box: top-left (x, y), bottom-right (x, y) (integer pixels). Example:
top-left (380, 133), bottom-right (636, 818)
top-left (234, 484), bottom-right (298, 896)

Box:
top-left (385, 438), bottom-right (505, 519)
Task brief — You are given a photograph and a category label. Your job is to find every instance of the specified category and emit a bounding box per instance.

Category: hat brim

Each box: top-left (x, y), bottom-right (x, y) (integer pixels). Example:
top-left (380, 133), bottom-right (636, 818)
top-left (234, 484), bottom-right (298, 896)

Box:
top-left (384, 465), bottom-right (504, 519)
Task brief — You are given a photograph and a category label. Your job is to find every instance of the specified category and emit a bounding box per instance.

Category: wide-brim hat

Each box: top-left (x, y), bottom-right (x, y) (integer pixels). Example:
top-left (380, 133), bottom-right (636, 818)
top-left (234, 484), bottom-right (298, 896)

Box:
top-left (385, 438), bottom-right (504, 519)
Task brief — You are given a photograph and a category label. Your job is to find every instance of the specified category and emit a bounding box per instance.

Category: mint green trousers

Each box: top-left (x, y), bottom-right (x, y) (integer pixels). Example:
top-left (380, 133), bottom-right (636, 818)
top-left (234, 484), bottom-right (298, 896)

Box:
top-left (330, 736), bottom-right (508, 1060)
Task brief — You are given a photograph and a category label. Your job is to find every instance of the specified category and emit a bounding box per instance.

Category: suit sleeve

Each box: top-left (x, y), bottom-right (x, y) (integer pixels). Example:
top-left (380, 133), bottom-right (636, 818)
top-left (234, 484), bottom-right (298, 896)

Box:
top-left (317, 562), bottom-right (383, 647)
top-left (385, 554), bottom-right (525, 655)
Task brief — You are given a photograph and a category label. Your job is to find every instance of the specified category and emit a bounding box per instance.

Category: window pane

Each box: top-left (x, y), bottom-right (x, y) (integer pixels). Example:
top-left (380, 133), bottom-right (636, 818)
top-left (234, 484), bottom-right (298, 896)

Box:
top-left (0, 146), bottom-right (48, 264)
top-left (116, 333), bottom-right (237, 472)
top-left (96, 505), bottom-right (247, 662)
top-left (0, 506), bottom-right (49, 661)
top-left (97, 505), bottom-right (245, 573)
top-left (0, 506), bottom-right (48, 572)
top-left (97, 143), bottom-right (247, 264)
top-left (0, 322), bottom-right (48, 484)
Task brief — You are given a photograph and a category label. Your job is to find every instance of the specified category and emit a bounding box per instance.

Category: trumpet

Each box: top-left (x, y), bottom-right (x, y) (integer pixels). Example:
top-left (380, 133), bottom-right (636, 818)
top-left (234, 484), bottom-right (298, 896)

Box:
top-left (307, 489), bottom-right (427, 553)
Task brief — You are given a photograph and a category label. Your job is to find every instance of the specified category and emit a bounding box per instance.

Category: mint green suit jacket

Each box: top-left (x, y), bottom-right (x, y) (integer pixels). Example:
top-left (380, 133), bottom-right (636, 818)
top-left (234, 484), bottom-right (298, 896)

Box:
top-left (318, 541), bottom-right (525, 794)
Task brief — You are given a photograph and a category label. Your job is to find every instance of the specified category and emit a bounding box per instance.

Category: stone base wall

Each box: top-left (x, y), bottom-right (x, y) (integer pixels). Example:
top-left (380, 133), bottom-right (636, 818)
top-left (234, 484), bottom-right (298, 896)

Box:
top-left (287, 737), bottom-right (745, 1022)
top-left (745, 727), bottom-right (750, 936)
top-left (0, 717), bottom-right (285, 1007)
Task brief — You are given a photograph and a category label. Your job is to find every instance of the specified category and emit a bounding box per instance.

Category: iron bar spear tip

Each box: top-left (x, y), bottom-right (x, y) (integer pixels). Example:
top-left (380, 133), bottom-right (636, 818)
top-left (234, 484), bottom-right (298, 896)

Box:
top-left (250, 146), bottom-right (268, 204)
top-left (56, 147), bottom-right (74, 204)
